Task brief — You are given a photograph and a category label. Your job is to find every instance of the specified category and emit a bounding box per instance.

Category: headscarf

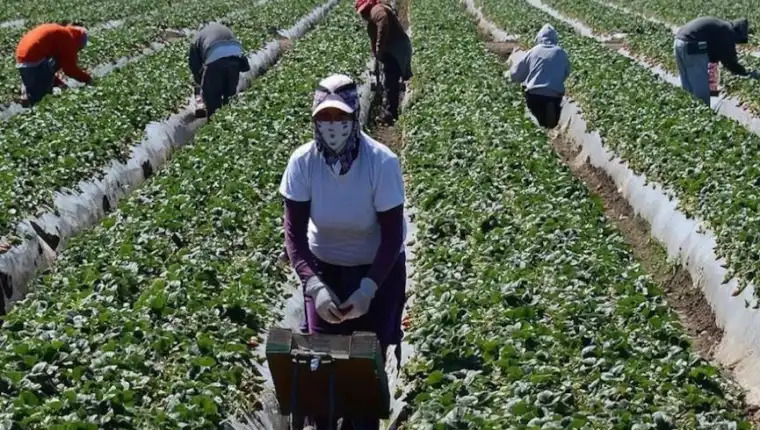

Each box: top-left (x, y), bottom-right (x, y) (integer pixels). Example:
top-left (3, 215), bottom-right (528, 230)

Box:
top-left (312, 74), bottom-right (361, 175)
top-left (355, 0), bottom-right (380, 14)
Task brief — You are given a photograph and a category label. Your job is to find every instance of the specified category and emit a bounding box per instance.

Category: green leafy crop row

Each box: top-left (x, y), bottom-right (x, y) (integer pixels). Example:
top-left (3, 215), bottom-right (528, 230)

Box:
top-left (400, 0), bottom-right (752, 427)
top-left (477, 0), bottom-right (760, 300)
top-left (538, 0), bottom-right (760, 115)
top-left (0, 0), bottom-right (263, 106)
top-left (603, 0), bottom-right (760, 46)
top-left (0, 2), bottom-right (367, 428)
top-left (0, 0), bottom-right (325, 240)
top-left (0, 0), bottom-right (169, 59)
top-left (0, 0), bottom-right (164, 28)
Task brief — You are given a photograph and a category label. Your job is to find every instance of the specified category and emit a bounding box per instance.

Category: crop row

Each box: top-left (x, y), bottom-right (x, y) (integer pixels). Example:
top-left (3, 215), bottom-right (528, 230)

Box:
top-left (475, 0), bottom-right (760, 300)
top-left (0, 0), bottom-right (165, 27)
top-left (0, 2), bottom-right (367, 428)
top-left (603, 0), bottom-right (760, 46)
top-left (0, 0), bottom-right (260, 105)
top-left (0, 0), bottom-right (328, 241)
top-left (399, 0), bottom-right (751, 427)
top-left (537, 0), bottom-right (760, 115)
top-left (0, 0), bottom-right (165, 55)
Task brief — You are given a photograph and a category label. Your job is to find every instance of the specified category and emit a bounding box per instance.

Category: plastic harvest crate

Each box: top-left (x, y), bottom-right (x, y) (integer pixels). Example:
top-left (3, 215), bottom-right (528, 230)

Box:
top-left (265, 327), bottom-right (391, 420)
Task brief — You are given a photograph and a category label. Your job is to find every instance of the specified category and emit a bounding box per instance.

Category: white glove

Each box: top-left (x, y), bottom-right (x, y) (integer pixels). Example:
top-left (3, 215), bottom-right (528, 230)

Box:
top-left (339, 278), bottom-right (378, 321)
top-left (305, 276), bottom-right (344, 324)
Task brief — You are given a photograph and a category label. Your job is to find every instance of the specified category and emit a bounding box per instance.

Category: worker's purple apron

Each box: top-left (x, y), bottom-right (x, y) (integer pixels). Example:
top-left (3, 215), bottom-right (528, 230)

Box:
top-left (302, 253), bottom-right (407, 352)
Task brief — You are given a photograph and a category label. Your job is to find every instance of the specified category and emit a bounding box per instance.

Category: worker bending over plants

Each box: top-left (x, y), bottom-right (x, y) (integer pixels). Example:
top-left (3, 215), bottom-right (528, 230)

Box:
top-left (280, 74), bottom-right (407, 429)
top-left (356, 0), bottom-right (412, 125)
top-left (674, 16), bottom-right (758, 105)
top-left (15, 23), bottom-right (92, 106)
top-left (509, 24), bottom-right (571, 129)
top-left (188, 22), bottom-right (250, 119)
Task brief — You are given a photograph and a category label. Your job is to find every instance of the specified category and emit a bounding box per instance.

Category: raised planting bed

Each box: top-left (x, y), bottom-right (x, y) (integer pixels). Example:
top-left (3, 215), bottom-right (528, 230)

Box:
top-left (399, 0), bottom-right (752, 427)
top-left (0, 0), bottom-right (216, 103)
top-left (603, 0), bottom-right (760, 46)
top-left (0, 0), bottom-right (324, 240)
top-left (478, 0), bottom-right (760, 302)
top-left (0, 0), bottom-right (165, 30)
top-left (0, 3), bottom-right (368, 427)
top-left (537, 0), bottom-right (760, 115)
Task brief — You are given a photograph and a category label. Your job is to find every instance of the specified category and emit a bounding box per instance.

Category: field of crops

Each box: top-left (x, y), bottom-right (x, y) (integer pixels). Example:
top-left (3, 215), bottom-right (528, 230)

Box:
top-left (535, 0), bottom-right (760, 113)
top-left (468, 0), bottom-right (760, 302)
top-left (2, 0), bottom-right (760, 427)
top-left (400, 0), bottom-right (753, 427)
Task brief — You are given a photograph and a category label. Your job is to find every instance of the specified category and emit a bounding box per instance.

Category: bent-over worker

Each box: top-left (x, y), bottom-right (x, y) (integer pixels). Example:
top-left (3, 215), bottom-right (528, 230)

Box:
top-left (188, 22), bottom-right (250, 118)
top-left (510, 24), bottom-right (570, 129)
top-left (16, 23), bottom-right (91, 106)
top-left (280, 74), bottom-right (407, 429)
top-left (356, 0), bottom-right (412, 125)
top-left (675, 16), bottom-right (758, 105)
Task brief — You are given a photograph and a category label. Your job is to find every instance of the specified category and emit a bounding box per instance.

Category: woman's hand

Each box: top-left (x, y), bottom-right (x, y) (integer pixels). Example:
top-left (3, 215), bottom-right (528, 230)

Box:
top-left (340, 278), bottom-right (378, 320)
top-left (305, 277), bottom-right (344, 324)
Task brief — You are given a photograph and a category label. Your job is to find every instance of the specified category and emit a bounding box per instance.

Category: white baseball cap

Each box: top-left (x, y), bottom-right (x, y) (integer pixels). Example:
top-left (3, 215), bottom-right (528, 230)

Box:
top-left (312, 74), bottom-right (357, 117)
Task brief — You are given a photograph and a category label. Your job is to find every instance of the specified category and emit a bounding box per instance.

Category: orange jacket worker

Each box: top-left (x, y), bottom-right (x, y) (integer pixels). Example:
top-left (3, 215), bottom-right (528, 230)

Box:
top-left (16, 23), bottom-right (92, 106)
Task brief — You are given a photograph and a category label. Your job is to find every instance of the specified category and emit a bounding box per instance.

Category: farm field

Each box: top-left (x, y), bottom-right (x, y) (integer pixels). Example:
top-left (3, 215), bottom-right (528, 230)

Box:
top-left (1, 0), bottom-right (760, 428)
top-left (0, 2), bottom-right (367, 427)
top-left (602, 0), bottom-right (760, 46)
top-left (0, 0), bottom-right (325, 240)
top-left (475, 0), bottom-right (760, 302)
top-left (0, 0), bottom-right (257, 104)
top-left (401, 0), bottom-right (753, 427)
top-left (534, 0), bottom-right (760, 114)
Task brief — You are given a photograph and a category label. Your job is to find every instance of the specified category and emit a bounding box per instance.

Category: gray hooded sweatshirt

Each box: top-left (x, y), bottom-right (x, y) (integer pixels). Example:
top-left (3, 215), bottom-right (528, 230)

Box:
top-left (188, 22), bottom-right (248, 85)
top-left (510, 24), bottom-right (570, 97)
top-left (676, 17), bottom-right (750, 76)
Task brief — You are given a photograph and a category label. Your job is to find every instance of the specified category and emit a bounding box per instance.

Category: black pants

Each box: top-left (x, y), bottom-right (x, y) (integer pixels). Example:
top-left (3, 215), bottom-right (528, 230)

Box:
top-left (18, 58), bottom-right (57, 106)
top-left (381, 54), bottom-right (402, 121)
top-left (524, 91), bottom-right (563, 129)
top-left (201, 56), bottom-right (241, 118)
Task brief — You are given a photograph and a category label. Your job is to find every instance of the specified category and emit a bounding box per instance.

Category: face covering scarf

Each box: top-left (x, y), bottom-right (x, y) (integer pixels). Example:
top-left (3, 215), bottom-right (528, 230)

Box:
top-left (317, 120), bottom-right (353, 152)
top-left (313, 86), bottom-right (361, 175)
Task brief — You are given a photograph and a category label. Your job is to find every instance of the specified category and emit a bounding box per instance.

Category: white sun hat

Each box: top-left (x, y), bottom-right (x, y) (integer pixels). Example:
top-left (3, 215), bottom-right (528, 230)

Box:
top-left (312, 74), bottom-right (358, 117)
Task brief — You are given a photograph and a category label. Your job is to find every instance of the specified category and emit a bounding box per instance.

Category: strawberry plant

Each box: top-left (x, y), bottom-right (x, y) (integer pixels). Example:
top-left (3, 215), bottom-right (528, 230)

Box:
top-left (603, 0), bottom-right (760, 46)
top-left (538, 0), bottom-right (760, 115)
top-left (0, 0), bottom-right (325, 238)
top-left (0, 2), bottom-right (367, 427)
top-left (400, 0), bottom-right (752, 427)
top-left (477, 0), bottom-right (760, 300)
top-left (0, 0), bottom-right (164, 26)
top-left (0, 0), bottom-right (269, 106)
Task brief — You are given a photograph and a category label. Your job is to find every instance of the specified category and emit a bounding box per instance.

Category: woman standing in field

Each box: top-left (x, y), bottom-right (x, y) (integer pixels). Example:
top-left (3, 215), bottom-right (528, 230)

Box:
top-left (279, 74), bottom-right (407, 429)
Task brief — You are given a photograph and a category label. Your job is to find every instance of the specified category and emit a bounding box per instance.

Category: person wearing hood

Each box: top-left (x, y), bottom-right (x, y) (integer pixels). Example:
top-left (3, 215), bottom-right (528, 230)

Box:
top-left (675, 17), bottom-right (758, 105)
top-left (356, 0), bottom-right (413, 125)
top-left (510, 24), bottom-right (570, 129)
top-left (280, 74), bottom-right (407, 429)
top-left (16, 23), bottom-right (92, 106)
top-left (188, 22), bottom-right (251, 118)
